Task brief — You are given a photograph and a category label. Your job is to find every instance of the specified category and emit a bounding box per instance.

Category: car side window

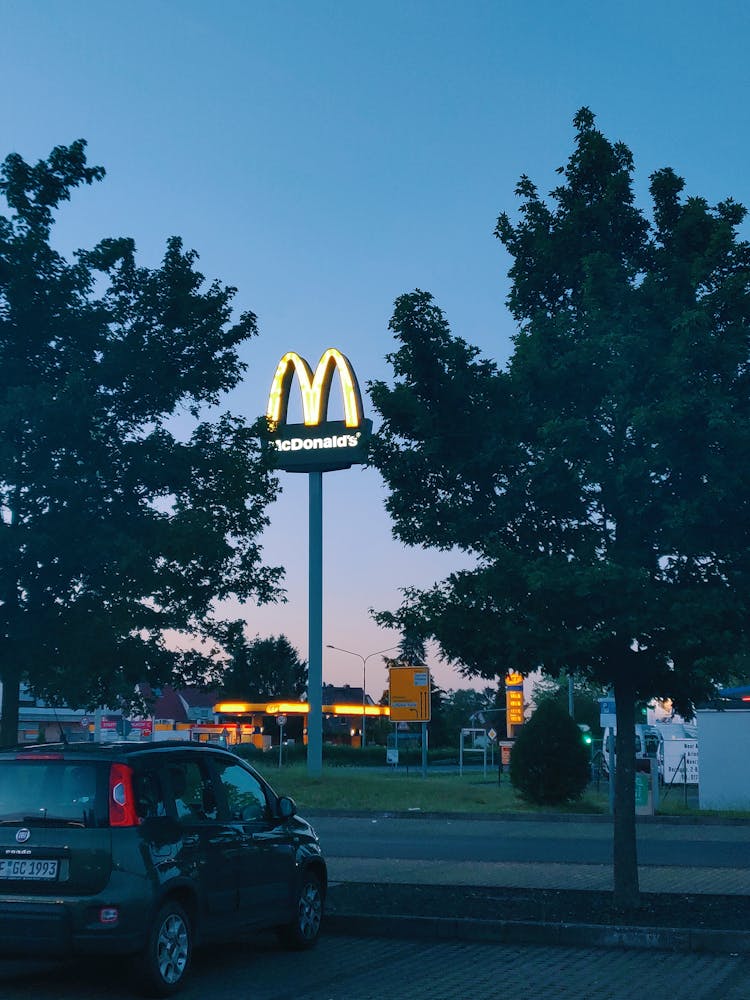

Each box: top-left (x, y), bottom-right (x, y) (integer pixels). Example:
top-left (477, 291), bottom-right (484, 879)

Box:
top-left (133, 766), bottom-right (167, 819)
top-left (214, 761), bottom-right (269, 823)
top-left (165, 759), bottom-right (218, 822)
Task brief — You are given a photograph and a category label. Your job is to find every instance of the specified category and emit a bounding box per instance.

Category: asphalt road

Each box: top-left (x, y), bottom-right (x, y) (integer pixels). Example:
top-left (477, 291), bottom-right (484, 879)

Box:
top-left (311, 814), bottom-right (750, 869)
top-left (3, 933), bottom-right (750, 1000)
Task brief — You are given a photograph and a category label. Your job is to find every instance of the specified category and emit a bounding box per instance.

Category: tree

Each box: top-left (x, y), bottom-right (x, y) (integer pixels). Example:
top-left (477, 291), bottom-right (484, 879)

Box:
top-left (221, 628), bottom-right (307, 701)
top-left (0, 141), bottom-right (283, 745)
top-left (530, 674), bottom-right (606, 737)
top-left (509, 700), bottom-right (591, 805)
top-left (369, 109), bottom-right (750, 908)
top-left (437, 686), bottom-right (501, 749)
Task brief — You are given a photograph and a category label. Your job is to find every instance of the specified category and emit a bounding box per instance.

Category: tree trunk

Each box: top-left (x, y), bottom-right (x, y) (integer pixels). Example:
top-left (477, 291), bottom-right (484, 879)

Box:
top-left (612, 676), bottom-right (639, 910)
top-left (0, 667), bottom-right (21, 748)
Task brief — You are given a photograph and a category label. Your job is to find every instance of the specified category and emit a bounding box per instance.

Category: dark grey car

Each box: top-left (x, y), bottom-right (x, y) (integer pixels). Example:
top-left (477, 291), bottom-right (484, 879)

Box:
top-left (0, 741), bottom-right (326, 996)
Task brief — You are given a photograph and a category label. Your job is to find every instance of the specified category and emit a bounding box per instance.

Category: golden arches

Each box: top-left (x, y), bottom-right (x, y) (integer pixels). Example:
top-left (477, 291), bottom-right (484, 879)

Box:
top-left (266, 348), bottom-right (364, 428)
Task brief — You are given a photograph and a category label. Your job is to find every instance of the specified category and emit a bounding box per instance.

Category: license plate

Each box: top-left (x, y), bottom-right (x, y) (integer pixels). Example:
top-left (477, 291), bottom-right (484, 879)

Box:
top-left (0, 858), bottom-right (59, 880)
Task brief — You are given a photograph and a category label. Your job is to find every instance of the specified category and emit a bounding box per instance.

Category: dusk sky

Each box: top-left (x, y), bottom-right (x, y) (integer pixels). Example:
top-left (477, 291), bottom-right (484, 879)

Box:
top-left (3, 1), bottom-right (748, 700)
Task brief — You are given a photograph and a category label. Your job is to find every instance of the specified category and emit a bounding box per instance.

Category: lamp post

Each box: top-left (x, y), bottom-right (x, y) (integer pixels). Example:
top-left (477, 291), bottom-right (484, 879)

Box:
top-left (326, 644), bottom-right (399, 749)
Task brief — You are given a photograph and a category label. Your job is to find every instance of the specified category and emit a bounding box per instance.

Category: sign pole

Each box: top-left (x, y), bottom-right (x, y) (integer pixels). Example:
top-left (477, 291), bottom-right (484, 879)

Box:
top-left (307, 471), bottom-right (323, 777)
top-left (265, 348), bottom-right (372, 780)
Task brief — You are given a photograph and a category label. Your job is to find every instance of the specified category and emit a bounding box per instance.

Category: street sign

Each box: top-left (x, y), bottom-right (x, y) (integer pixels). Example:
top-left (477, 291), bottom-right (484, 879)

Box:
top-left (389, 666), bottom-right (431, 722)
top-left (276, 715), bottom-right (287, 727)
top-left (487, 727), bottom-right (497, 742)
top-left (598, 697), bottom-right (616, 729)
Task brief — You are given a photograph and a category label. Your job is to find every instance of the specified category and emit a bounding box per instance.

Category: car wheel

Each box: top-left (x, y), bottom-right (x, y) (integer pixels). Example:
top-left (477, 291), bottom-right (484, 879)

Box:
top-left (137, 900), bottom-right (192, 997)
top-left (278, 871), bottom-right (323, 949)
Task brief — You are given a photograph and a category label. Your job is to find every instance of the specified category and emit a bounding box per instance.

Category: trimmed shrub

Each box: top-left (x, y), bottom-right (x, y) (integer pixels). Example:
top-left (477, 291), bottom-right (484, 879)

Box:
top-left (509, 700), bottom-right (590, 805)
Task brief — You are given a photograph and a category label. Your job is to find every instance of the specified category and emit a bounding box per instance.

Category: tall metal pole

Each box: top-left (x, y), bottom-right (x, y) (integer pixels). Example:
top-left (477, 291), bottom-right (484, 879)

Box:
top-left (308, 471), bottom-right (323, 777)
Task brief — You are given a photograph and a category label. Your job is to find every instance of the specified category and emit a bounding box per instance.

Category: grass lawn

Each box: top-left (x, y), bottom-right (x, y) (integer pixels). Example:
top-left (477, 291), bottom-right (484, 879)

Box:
top-left (257, 763), bottom-right (714, 818)
top-left (263, 763), bottom-right (610, 815)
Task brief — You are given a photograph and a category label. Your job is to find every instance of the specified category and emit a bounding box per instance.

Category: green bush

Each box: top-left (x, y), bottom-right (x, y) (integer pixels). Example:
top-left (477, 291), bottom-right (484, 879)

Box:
top-left (509, 700), bottom-right (590, 805)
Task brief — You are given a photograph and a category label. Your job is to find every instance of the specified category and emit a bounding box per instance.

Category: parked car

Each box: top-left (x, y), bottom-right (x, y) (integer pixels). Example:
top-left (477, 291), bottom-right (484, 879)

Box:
top-left (0, 741), bottom-right (326, 996)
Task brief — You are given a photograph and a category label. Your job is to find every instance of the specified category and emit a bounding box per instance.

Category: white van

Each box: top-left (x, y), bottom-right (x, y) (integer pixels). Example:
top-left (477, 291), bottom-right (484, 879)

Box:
top-left (602, 722), bottom-right (697, 780)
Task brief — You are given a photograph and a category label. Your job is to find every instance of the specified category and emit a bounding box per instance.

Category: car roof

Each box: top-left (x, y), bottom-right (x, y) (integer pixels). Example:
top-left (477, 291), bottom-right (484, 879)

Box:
top-left (0, 740), bottom-right (240, 761)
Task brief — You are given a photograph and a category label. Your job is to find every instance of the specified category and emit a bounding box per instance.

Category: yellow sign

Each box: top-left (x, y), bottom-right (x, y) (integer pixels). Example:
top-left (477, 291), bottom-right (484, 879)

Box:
top-left (389, 666), bottom-right (431, 722)
top-left (267, 349), bottom-right (364, 428)
top-left (506, 690), bottom-right (524, 725)
top-left (504, 673), bottom-right (524, 727)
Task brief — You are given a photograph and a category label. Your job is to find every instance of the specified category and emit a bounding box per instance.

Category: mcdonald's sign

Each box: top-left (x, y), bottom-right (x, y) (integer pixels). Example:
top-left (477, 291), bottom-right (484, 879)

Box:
top-left (266, 349), bottom-right (372, 472)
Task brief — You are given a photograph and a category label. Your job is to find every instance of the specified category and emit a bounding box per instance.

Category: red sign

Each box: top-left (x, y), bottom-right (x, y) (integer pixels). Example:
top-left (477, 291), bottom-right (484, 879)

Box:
top-left (130, 719), bottom-right (153, 737)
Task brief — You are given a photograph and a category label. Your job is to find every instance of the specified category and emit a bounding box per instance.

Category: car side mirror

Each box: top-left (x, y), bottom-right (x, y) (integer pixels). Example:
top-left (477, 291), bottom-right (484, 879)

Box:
top-left (278, 795), bottom-right (297, 819)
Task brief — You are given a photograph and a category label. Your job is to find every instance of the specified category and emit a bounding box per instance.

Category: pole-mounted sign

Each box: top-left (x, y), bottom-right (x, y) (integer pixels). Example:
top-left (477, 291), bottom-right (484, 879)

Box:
top-left (265, 348), bottom-right (371, 779)
top-left (266, 349), bottom-right (372, 472)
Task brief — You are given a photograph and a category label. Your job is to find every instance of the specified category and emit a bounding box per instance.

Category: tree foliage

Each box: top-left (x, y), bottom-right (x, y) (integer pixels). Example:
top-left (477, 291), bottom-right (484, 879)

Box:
top-left (509, 700), bottom-right (590, 805)
top-left (369, 109), bottom-right (750, 906)
top-left (221, 628), bottom-right (307, 701)
top-left (0, 141), bottom-right (282, 744)
top-left (529, 675), bottom-right (607, 736)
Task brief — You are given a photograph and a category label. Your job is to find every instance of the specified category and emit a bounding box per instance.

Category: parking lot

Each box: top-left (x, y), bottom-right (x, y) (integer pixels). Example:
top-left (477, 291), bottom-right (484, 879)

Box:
top-left (3, 932), bottom-right (750, 1000)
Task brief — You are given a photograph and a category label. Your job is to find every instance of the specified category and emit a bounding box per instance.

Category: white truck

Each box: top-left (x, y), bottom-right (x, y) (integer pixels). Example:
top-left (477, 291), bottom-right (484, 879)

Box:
top-left (602, 722), bottom-right (698, 783)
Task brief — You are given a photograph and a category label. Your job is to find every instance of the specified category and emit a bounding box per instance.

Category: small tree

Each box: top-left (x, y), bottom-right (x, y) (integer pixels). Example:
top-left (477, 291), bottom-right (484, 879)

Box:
top-left (510, 701), bottom-right (590, 805)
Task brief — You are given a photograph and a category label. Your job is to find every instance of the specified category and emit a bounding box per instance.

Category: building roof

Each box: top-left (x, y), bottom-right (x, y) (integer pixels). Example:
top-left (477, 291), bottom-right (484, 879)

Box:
top-left (322, 683), bottom-right (374, 706)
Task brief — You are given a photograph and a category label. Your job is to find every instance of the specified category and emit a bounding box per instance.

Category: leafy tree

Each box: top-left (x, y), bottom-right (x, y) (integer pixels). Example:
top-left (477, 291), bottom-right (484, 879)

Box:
top-left (530, 675), bottom-right (606, 737)
top-left (221, 628), bottom-right (307, 701)
top-left (396, 630), bottom-right (426, 666)
top-left (0, 141), bottom-right (282, 745)
top-left (509, 700), bottom-right (591, 805)
top-left (369, 109), bottom-right (750, 908)
top-left (438, 686), bottom-right (502, 748)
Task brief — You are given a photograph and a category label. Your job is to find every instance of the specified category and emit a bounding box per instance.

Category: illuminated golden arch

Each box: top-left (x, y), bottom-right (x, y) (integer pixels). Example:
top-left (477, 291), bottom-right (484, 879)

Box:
top-left (266, 348), bottom-right (364, 428)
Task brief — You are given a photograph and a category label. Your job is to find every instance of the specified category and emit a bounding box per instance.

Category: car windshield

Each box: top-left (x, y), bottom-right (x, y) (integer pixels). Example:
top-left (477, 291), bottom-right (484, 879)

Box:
top-left (0, 760), bottom-right (103, 826)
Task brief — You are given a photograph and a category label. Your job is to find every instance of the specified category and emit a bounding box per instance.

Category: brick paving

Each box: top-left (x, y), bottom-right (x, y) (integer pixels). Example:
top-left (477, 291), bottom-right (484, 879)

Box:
top-left (4, 934), bottom-right (750, 1000)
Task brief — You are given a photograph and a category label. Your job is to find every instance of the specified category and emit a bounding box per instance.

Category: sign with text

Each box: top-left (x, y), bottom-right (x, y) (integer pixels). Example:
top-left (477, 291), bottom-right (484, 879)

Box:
top-left (662, 739), bottom-right (699, 784)
top-left (505, 673), bottom-right (524, 727)
top-left (266, 349), bottom-right (372, 472)
top-left (389, 666), bottom-right (431, 722)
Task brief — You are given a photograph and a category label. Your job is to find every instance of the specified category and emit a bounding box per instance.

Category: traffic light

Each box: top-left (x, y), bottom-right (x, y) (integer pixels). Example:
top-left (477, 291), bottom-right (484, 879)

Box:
top-left (578, 723), bottom-right (592, 746)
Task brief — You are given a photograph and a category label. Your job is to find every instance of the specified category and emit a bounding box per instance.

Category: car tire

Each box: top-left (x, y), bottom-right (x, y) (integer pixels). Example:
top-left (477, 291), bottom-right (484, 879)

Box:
top-left (278, 871), bottom-right (323, 949)
top-left (136, 900), bottom-right (192, 997)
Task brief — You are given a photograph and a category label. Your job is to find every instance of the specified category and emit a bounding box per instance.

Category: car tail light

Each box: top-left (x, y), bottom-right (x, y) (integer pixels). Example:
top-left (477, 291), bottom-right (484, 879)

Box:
top-left (108, 763), bottom-right (139, 827)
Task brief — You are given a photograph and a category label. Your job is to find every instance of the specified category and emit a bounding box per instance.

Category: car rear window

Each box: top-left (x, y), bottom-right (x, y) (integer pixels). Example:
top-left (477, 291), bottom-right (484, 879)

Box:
top-left (0, 760), bottom-right (108, 827)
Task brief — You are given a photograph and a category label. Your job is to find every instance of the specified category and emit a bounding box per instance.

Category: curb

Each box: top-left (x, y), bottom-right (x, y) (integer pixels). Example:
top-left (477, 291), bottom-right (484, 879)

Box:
top-left (325, 913), bottom-right (750, 955)
top-left (306, 808), bottom-right (743, 826)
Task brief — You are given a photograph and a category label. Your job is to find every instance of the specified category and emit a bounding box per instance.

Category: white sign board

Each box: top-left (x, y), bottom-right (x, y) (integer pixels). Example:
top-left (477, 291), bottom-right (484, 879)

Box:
top-left (662, 739), bottom-right (699, 784)
top-left (599, 697), bottom-right (617, 729)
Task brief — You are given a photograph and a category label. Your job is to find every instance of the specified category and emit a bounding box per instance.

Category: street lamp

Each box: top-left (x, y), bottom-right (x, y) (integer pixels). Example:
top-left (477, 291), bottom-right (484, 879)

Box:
top-left (326, 644), bottom-right (399, 748)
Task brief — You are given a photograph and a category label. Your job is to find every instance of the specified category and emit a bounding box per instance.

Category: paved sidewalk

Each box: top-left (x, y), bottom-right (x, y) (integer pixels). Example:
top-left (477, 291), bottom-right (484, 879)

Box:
top-left (322, 811), bottom-right (750, 955)
top-left (328, 856), bottom-right (750, 894)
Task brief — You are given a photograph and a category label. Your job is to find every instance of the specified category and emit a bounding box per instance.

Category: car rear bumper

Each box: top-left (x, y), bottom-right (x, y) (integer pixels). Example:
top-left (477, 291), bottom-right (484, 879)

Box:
top-left (0, 897), bottom-right (146, 958)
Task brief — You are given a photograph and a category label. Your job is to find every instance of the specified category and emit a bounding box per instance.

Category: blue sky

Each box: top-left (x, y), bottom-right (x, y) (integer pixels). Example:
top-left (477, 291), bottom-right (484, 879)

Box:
top-left (3, 0), bottom-right (749, 697)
